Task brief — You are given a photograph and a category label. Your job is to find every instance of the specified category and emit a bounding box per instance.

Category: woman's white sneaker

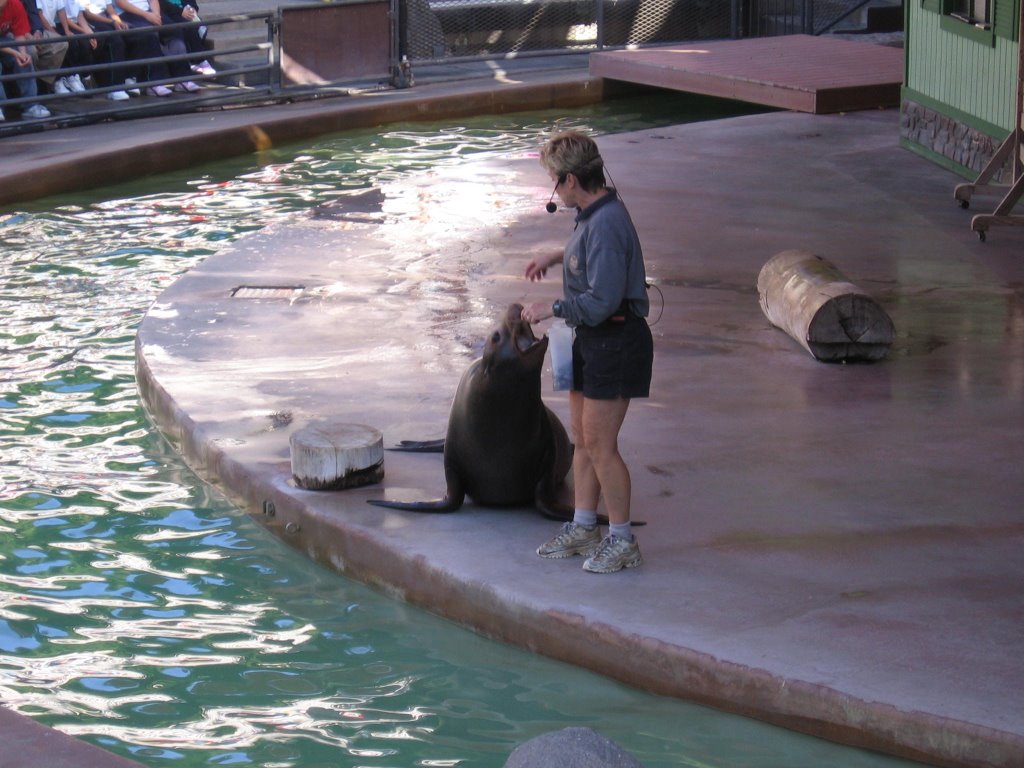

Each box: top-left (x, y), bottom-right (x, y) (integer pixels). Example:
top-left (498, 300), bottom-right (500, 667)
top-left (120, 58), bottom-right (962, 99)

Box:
top-left (582, 534), bottom-right (642, 573)
top-left (537, 522), bottom-right (602, 559)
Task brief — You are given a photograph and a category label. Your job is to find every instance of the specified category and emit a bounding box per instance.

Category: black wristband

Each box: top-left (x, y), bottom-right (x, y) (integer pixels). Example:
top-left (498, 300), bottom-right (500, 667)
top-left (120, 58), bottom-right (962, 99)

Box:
top-left (552, 300), bottom-right (563, 318)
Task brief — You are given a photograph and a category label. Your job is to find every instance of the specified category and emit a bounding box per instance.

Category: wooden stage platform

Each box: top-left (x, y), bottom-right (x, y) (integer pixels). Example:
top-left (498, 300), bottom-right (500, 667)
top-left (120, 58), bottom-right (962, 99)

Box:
top-left (590, 35), bottom-right (904, 114)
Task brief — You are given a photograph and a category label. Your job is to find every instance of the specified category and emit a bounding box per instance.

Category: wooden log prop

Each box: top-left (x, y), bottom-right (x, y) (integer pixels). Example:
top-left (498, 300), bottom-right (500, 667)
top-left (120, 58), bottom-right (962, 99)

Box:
top-left (757, 250), bottom-right (895, 362)
top-left (290, 420), bottom-right (384, 490)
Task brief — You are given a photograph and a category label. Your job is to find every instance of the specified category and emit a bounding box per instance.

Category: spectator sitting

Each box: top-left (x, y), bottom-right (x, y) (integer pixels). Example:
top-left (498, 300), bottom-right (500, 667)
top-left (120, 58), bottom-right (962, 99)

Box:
top-left (158, 0), bottom-right (210, 78)
top-left (0, 0), bottom-right (52, 119)
top-left (57, 0), bottom-right (130, 99)
top-left (113, 0), bottom-right (193, 96)
top-left (91, 2), bottom-right (137, 94)
top-left (22, 0), bottom-right (68, 93)
top-left (36, 0), bottom-right (83, 92)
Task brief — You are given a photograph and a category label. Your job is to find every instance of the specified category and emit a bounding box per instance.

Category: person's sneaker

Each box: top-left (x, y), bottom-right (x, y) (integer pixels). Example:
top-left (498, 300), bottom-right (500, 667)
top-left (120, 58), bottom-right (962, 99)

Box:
top-left (174, 80), bottom-right (200, 93)
top-left (147, 85), bottom-right (172, 97)
top-left (21, 104), bottom-right (51, 120)
top-left (106, 89), bottom-right (130, 101)
top-left (124, 77), bottom-right (141, 96)
top-left (54, 77), bottom-right (72, 95)
top-left (536, 522), bottom-right (602, 559)
top-left (191, 59), bottom-right (215, 76)
top-left (67, 74), bottom-right (86, 92)
top-left (582, 534), bottom-right (643, 573)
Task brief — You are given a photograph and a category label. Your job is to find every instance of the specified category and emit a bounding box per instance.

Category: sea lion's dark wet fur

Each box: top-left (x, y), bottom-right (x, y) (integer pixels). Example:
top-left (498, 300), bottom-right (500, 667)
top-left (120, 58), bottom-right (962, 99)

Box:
top-left (368, 304), bottom-right (573, 518)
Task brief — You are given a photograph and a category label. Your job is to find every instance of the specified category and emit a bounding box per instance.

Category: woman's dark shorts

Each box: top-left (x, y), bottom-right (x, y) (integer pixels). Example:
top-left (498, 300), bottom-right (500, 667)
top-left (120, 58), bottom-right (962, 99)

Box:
top-left (572, 313), bottom-right (653, 400)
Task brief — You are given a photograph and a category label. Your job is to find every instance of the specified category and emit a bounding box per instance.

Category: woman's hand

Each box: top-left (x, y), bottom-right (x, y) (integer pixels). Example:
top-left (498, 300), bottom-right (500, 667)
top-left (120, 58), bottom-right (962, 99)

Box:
top-left (524, 249), bottom-right (562, 282)
top-left (522, 302), bottom-right (554, 325)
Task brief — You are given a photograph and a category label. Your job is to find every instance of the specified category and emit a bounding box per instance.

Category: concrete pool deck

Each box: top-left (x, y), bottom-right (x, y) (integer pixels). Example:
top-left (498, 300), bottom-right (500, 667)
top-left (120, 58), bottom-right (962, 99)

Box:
top-left (3, 68), bottom-right (1023, 768)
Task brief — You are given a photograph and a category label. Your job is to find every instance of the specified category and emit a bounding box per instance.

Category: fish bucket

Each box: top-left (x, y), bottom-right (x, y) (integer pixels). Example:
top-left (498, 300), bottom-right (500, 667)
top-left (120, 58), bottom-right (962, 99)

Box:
top-left (548, 323), bottom-right (574, 391)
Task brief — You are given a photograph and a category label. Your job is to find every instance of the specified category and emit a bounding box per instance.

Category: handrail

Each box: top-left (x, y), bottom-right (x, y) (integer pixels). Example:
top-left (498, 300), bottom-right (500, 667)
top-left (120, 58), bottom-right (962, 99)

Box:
top-left (0, 11), bottom-right (276, 125)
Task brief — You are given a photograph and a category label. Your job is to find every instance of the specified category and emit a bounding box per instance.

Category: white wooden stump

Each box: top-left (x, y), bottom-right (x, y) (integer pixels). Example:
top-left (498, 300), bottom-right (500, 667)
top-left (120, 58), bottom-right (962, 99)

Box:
top-left (290, 421), bottom-right (384, 490)
top-left (757, 250), bottom-right (895, 362)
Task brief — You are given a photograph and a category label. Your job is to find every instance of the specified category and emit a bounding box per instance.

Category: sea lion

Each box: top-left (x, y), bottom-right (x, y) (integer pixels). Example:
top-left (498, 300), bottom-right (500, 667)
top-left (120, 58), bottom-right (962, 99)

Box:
top-left (368, 303), bottom-right (573, 518)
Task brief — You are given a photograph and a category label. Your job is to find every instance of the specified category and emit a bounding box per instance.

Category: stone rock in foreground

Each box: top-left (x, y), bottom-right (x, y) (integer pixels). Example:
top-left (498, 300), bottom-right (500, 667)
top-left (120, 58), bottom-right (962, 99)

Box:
top-left (504, 727), bottom-right (645, 768)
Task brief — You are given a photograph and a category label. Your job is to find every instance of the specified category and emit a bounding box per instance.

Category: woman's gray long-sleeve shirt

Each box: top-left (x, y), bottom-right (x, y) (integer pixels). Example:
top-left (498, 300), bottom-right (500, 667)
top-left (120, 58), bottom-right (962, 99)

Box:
top-left (558, 190), bottom-right (649, 328)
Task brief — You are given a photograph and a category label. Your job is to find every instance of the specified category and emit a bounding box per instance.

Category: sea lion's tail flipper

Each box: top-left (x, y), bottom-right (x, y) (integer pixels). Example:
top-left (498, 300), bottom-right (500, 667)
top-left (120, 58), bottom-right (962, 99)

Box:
top-left (536, 494), bottom-right (574, 522)
top-left (388, 439), bottom-right (445, 453)
top-left (367, 496), bottom-right (461, 512)
top-left (367, 482), bottom-right (465, 512)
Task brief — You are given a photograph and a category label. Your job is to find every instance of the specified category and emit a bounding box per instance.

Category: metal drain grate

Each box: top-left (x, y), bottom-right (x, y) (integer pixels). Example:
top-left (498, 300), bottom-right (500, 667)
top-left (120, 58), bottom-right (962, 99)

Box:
top-left (231, 285), bottom-right (305, 299)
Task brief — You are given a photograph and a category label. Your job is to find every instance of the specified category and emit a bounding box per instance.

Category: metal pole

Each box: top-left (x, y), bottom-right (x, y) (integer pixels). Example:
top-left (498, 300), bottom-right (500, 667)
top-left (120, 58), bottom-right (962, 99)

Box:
top-left (1014, 7), bottom-right (1023, 179)
top-left (269, 11), bottom-right (282, 92)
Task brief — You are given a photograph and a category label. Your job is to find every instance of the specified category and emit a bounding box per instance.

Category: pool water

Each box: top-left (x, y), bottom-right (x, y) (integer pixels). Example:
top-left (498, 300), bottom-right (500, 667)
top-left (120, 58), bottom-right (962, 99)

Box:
top-left (0, 93), bottom-right (923, 768)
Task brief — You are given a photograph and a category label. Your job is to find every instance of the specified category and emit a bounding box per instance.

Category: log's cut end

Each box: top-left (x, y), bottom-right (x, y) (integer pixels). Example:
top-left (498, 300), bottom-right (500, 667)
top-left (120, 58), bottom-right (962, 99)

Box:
top-left (290, 421), bottom-right (385, 491)
top-left (806, 292), bottom-right (895, 362)
top-left (757, 249), bottom-right (895, 363)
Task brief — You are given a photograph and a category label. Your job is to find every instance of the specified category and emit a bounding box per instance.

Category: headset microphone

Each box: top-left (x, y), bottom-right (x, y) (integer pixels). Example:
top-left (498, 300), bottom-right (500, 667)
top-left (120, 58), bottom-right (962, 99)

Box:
top-left (545, 181), bottom-right (559, 213)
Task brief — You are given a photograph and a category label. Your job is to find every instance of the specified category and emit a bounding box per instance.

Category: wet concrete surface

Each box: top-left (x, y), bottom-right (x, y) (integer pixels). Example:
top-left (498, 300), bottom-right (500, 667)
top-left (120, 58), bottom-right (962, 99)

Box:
top-left (0, 705), bottom-right (147, 768)
top-left (2, 66), bottom-right (1022, 768)
top-left (132, 108), bottom-right (1024, 768)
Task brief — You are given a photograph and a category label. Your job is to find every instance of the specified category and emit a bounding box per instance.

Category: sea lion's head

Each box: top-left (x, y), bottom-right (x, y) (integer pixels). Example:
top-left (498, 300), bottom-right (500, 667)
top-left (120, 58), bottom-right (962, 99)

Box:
top-left (482, 303), bottom-right (549, 375)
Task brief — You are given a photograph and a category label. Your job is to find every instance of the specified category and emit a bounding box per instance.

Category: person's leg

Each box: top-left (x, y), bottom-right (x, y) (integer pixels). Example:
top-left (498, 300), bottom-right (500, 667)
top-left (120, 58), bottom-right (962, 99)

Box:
top-left (123, 15), bottom-right (168, 82)
top-left (158, 18), bottom-right (191, 78)
top-left (577, 395), bottom-right (642, 573)
top-left (569, 389), bottom-right (602, 512)
top-left (0, 46), bottom-right (10, 117)
top-left (92, 21), bottom-right (129, 87)
top-left (2, 42), bottom-right (49, 117)
top-left (578, 396), bottom-right (631, 525)
top-left (535, 390), bottom-right (603, 559)
top-left (56, 37), bottom-right (91, 91)
top-left (2, 46), bottom-right (39, 99)
top-left (30, 30), bottom-right (69, 89)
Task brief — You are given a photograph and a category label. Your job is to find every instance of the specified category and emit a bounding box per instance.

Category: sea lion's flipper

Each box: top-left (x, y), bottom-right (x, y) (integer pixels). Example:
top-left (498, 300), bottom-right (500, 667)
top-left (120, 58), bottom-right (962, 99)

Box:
top-left (367, 496), bottom-right (462, 512)
top-left (367, 467), bottom-right (466, 513)
top-left (536, 494), bottom-right (573, 522)
top-left (388, 439), bottom-right (445, 453)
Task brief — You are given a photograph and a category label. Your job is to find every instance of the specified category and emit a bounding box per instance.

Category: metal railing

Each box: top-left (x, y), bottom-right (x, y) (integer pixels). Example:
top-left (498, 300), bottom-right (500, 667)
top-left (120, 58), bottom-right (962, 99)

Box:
top-left (1, 12), bottom-right (276, 134)
top-left (2, 0), bottom-right (880, 136)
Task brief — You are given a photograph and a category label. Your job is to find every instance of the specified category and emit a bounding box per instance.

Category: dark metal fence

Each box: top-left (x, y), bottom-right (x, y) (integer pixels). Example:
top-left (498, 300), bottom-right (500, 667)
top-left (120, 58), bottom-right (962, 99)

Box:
top-left (1, 0), bottom-right (874, 135)
top-left (1, 13), bottom-right (275, 134)
top-left (400, 0), bottom-right (736, 63)
top-left (398, 0), bottom-right (879, 65)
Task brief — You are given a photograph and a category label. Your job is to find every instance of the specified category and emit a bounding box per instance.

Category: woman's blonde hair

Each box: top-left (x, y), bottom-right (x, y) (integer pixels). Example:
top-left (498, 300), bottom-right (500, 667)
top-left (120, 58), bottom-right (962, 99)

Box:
top-left (540, 130), bottom-right (606, 192)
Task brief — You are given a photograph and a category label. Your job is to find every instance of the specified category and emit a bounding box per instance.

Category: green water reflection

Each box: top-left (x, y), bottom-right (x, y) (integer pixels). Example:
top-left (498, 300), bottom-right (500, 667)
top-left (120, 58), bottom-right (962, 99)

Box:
top-left (1, 93), bottom-right (923, 767)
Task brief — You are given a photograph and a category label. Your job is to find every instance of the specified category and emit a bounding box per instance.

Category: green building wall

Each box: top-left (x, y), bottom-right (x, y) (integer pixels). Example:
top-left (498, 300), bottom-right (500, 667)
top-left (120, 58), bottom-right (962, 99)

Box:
top-left (901, 0), bottom-right (1020, 178)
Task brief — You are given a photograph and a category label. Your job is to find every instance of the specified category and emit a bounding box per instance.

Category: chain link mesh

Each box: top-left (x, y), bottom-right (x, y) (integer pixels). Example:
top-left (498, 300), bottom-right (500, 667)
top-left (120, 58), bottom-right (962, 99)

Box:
top-left (402, 0), bottom-right (735, 62)
top-left (401, 0), bottom-right (865, 63)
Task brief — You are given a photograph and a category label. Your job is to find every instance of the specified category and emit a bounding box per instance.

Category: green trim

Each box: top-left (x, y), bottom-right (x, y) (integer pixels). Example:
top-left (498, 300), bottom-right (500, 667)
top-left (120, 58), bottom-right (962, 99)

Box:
top-left (940, 13), bottom-right (997, 44)
top-left (993, 0), bottom-right (1020, 39)
top-left (901, 86), bottom-right (1013, 139)
top-left (899, 137), bottom-right (980, 179)
top-left (920, 0), bottom-right (940, 12)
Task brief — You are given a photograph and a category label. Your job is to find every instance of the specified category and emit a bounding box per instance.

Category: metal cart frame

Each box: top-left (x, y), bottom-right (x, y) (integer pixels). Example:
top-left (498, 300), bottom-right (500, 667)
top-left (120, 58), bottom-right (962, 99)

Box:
top-left (953, 9), bottom-right (1024, 242)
